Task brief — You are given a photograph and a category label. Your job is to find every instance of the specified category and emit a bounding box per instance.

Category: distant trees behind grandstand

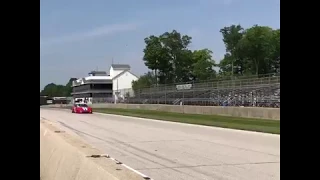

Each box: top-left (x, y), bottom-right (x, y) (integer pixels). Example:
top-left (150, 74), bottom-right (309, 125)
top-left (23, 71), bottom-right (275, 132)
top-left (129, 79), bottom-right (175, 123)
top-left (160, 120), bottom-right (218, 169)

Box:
top-left (40, 78), bottom-right (76, 97)
top-left (132, 24), bottom-right (280, 91)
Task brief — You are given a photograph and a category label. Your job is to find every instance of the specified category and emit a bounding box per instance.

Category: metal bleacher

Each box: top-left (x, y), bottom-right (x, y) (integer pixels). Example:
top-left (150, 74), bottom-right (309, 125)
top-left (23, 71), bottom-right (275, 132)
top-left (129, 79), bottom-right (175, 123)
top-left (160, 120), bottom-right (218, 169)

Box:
top-left (125, 74), bottom-right (280, 108)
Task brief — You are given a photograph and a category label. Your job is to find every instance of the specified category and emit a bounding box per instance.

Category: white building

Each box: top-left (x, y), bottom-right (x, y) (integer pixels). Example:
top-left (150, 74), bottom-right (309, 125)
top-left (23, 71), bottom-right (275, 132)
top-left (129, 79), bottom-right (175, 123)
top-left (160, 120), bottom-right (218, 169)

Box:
top-left (71, 71), bottom-right (113, 104)
top-left (110, 64), bottom-right (138, 98)
top-left (71, 64), bottom-right (138, 103)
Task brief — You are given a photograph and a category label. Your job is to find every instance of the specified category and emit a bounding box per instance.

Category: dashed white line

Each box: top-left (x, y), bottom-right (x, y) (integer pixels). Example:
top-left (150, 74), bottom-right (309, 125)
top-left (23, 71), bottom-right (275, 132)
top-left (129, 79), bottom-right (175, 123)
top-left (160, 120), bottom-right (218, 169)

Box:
top-left (121, 163), bottom-right (152, 180)
top-left (89, 154), bottom-right (153, 180)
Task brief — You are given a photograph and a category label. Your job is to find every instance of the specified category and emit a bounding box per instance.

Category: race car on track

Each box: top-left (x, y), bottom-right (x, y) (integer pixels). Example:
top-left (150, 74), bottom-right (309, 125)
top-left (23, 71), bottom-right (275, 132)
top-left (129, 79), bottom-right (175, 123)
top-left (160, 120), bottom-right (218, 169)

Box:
top-left (71, 103), bottom-right (93, 114)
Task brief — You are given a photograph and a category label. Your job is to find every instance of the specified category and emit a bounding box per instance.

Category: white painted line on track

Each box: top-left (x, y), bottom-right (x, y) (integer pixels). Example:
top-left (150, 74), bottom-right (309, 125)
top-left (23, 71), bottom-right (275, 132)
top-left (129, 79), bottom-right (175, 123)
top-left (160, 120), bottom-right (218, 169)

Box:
top-left (86, 154), bottom-right (153, 179)
top-left (106, 156), bottom-right (153, 179)
top-left (121, 163), bottom-right (152, 180)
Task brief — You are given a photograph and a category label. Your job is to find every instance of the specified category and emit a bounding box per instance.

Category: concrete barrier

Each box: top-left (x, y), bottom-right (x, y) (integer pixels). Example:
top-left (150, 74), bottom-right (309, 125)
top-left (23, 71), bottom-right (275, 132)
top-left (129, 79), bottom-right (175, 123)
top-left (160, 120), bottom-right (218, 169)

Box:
top-left (91, 104), bottom-right (280, 120)
top-left (40, 120), bottom-right (145, 180)
top-left (41, 103), bottom-right (280, 120)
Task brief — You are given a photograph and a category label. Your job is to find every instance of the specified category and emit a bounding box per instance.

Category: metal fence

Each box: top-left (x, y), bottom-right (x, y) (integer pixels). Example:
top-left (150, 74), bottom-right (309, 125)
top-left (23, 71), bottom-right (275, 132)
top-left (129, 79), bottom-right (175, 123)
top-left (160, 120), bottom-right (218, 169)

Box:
top-left (116, 73), bottom-right (280, 108)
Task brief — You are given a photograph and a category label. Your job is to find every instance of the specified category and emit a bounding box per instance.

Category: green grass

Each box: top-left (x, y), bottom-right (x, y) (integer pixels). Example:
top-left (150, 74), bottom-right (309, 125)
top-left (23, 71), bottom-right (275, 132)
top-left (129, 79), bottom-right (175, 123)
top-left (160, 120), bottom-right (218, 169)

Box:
top-left (94, 108), bottom-right (280, 134)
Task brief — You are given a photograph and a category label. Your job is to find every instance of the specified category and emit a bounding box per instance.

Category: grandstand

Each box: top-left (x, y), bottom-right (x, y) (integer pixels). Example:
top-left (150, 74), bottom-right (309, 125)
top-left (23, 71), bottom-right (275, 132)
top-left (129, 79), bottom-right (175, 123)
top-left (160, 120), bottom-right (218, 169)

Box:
top-left (123, 74), bottom-right (280, 108)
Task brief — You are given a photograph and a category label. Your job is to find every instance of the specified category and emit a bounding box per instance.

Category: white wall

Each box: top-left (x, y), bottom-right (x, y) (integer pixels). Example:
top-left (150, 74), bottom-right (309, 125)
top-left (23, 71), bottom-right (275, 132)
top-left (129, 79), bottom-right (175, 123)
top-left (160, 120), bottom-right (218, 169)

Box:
top-left (109, 66), bottom-right (123, 78)
top-left (113, 71), bottom-right (138, 97)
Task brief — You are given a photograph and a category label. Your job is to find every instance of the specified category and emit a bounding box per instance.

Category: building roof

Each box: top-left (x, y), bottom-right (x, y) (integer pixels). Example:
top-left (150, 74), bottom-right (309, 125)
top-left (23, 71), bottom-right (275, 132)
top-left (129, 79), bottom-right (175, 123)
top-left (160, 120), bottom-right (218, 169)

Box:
top-left (111, 64), bottom-right (131, 70)
top-left (112, 69), bottom-right (139, 80)
top-left (72, 76), bottom-right (113, 87)
top-left (89, 71), bottom-right (107, 75)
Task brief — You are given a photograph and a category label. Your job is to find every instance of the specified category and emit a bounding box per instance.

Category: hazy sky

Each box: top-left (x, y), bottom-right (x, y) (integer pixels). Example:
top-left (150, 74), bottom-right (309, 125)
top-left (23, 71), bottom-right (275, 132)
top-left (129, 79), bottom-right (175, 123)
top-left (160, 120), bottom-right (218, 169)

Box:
top-left (40, 0), bottom-right (280, 89)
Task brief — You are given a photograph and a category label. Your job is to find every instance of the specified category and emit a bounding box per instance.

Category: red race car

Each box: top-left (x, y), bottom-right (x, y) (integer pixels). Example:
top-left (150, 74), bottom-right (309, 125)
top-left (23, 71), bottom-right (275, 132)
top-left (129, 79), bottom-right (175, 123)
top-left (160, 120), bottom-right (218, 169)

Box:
top-left (72, 103), bottom-right (93, 114)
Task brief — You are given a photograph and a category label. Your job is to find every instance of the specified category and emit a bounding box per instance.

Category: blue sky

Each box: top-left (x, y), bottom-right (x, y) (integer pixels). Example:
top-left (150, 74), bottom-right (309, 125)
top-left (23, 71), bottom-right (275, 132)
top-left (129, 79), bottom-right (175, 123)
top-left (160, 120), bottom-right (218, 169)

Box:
top-left (40, 0), bottom-right (280, 89)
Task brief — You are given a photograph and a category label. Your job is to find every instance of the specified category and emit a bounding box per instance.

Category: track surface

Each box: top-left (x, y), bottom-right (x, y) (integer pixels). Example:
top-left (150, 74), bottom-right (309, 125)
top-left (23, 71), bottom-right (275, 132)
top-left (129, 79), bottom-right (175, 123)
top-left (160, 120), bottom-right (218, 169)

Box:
top-left (40, 109), bottom-right (280, 180)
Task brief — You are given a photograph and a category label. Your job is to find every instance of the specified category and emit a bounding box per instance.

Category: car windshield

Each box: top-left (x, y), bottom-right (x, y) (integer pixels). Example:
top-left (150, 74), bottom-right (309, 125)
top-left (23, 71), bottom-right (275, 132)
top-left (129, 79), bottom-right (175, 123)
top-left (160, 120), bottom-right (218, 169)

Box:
top-left (77, 104), bottom-right (88, 107)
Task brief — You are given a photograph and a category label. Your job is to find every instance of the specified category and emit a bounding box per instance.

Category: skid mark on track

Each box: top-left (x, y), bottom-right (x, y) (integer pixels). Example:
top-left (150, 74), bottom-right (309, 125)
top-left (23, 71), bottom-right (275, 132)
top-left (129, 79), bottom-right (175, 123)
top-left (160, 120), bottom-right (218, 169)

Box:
top-left (61, 120), bottom-right (272, 179)
top-left (57, 121), bottom-right (204, 179)
top-left (79, 120), bottom-right (193, 143)
top-left (60, 120), bottom-right (272, 179)
top-left (78, 121), bottom-right (194, 166)
top-left (48, 120), bottom-right (154, 180)
top-left (79, 114), bottom-right (279, 157)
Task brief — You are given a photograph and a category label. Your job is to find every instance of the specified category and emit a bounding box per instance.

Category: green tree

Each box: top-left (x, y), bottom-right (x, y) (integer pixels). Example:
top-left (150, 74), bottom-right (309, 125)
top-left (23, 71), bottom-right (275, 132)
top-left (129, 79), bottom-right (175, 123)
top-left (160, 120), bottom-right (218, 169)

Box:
top-left (40, 83), bottom-right (65, 97)
top-left (218, 53), bottom-right (233, 76)
top-left (192, 49), bottom-right (216, 81)
top-left (131, 72), bottom-right (157, 95)
top-left (269, 29), bottom-right (280, 73)
top-left (143, 36), bottom-right (170, 84)
top-left (219, 24), bottom-right (280, 76)
top-left (64, 78), bottom-right (77, 96)
top-left (160, 30), bottom-right (193, 83)
top-left (238, 25), bottom-right (275, 75)
top-left (138, 24), bottom-right (280, 90)
top-left (143, 30), bottom-right (193, 84)
top-left (40, 77), bottom-right (77, 97)
top-left (219, 24), bottom-right (245, 76)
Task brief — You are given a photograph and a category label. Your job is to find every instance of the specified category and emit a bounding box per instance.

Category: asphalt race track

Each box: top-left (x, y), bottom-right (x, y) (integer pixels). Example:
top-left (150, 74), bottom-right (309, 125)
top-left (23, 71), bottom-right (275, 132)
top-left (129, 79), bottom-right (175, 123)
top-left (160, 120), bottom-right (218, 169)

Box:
top-left (40, 108), bottom-right (280, 180)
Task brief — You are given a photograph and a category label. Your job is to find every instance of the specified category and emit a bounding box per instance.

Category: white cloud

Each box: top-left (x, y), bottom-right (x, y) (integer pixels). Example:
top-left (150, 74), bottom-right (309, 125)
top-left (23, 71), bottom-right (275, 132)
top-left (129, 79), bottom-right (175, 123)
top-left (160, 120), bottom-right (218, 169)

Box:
top-left (40, 22), bottom-right (140, 47)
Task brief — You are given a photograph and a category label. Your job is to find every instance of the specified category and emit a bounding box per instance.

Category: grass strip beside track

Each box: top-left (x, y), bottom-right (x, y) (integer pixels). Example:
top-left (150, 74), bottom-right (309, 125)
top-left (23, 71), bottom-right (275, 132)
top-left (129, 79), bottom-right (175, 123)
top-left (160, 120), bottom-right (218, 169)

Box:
top-left (94, 108), bottom-right (280, 134)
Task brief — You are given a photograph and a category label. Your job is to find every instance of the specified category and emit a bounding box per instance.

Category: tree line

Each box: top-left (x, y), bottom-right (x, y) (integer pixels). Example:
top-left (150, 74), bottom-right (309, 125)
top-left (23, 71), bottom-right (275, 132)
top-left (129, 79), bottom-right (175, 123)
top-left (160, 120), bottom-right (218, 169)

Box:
top-left (132, 24), bottom-right (280, 92)
top-left (41, 24), bottom-right (280, 97)
top-left (40, 78), bottom-right (76, 97)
